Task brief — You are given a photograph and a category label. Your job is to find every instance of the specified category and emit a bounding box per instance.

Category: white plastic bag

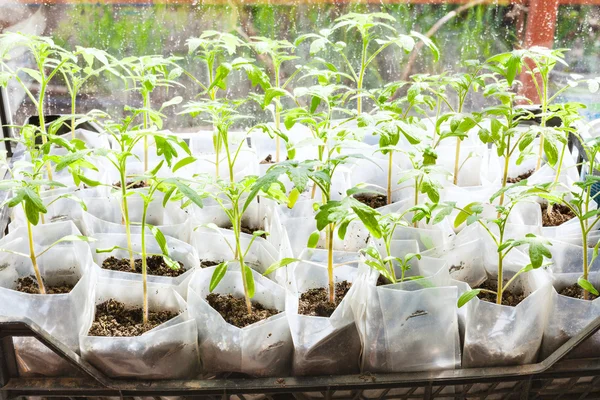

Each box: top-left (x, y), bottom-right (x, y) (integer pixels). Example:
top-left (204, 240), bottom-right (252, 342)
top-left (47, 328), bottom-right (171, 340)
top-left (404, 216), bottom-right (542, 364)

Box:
top-left (462, 268), bottom-right (552, 367)
top-left (353, 245), bottom-right (460, 372)
top-left (287, 261), bottom-right (362, 376)
top-left (80, 277), bottom-right (199, 379)
top-left (540, 272), bottom-right (600, 360)
top-left (0, 221), bottom-right (95, 376)
top-left (188, 265), bottom-right (292, 377)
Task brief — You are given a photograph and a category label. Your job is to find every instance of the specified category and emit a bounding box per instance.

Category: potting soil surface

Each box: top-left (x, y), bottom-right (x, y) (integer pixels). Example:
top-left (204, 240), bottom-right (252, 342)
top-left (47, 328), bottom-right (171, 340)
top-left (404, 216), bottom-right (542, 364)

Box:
top-left (506, 169), bottom-right (534, 184)
top-left (559, 283), bottom-right (599, 300)
top-left (298, 281), bottom-right (352, 317)
top-left (89, 299), bottom-right (177, 337)
top-left (354, 193), bottom-right (388, 209)
top-left (102, 255), bottom-right (186, 277)
top-left (200, 260), bottom-right (223, 268)
top-left (541, 203), bottom-right (575, 227)
top-left (476, 279), bottom-right (525, 306)
top-left (16, 276), bottom-right (74, 294)
top-left (206, 293), bottom-right (280, 328)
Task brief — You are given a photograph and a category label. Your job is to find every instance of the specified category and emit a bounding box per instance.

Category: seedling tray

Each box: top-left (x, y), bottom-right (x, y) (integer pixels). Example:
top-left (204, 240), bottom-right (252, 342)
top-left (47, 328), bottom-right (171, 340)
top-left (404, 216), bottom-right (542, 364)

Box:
top-left (1, 315), bottom-right (600, 400)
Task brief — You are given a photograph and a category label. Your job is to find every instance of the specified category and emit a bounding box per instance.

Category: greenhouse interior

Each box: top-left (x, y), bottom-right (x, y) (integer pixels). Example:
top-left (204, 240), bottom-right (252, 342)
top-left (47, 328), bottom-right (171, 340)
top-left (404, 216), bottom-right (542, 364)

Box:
top-left (0, 0), bottom-right (600, 399)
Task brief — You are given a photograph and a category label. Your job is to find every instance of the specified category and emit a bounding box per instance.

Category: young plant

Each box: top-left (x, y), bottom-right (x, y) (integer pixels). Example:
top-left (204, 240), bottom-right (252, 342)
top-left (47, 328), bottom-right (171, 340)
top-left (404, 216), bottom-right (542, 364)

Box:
top-left (119, 55), bottom-right (184, 172)
top-left (296, 12), bottom-right (438, 115)
top-left (190, 174), bottom-right (290, 315)
top-left (185, 31), bottom-right (248, 101)
top-left (180, 99), bottom-right (250, 181)
top-left (0, 126), bottom-right (93, 294)
top-left (398, 146), bottom-right (447, 226)
top-left (97, 110), bottom-right (191, 270)
top-left (369, 80), bottom-right (436, 204)
top-left (454, 184), bottom-right (553, 306)
top-left (476, 76), bottom-right (536, 207)
top-left (0, 33), bottom-right (76, 180)
top-left (58, 47), bottom-right (122, 138)
top-left (486, 48), bottom-right (600, 179)
top-left (95, 162), bottom-right (199, 324)
top-left (256, 158), bottom-right (382, 303)
top-left (528, 136), bottom-right (600, 299)
top-left (360, 211), bottom-right (423, 284)
top-left (246, 37), bottom-right (300, 162)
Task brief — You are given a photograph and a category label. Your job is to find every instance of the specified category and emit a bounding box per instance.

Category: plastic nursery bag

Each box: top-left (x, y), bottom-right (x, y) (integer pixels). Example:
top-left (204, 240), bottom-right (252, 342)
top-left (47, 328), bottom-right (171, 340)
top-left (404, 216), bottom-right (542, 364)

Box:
top-left (345, 155), bottom-right (410, 205)
top-left (286, 261), bottom-right (362, 376)
top-left (353, 244), bottom-right (461, 372)
top-left (89, 233), bottom-right (199, 287)
top-left (540, 272), bottom-right (600, 360)
top-left (187, 265), bottom-right (293, 377)
top-left (462, 267), bottom-right (552, 368)
top-left (437, 142), bottom-right (489, 187)
top-left (0, 220), bottom-right (95, 376)
top-left (80, 277), bottom-right (199, 379)
top-left (421, 228), bottom-right (487, 288)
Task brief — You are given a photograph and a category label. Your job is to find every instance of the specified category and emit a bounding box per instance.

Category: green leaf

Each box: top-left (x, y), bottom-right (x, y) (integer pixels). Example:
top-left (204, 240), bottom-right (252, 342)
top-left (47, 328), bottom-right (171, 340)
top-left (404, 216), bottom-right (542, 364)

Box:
top-left (287, 188), bottom-right (300, 209)
top-left (244, 264), bottom-right (255, 298)
top-left (578, 277), bottom-right (599, 296)
top-left (264, 87), bottom-right (288, 108)
top-left (263, 258), bottom-right (298, 276)
top-left (150, 225), bottom-right (169, 256)
top-left (454, 202), bottom-right (480, 228)
top-left (458, 289), bottom-right (481, 308)
top-left (307, 231), bottom-right (320, 248)
top-left (209, 261), bottom-right (228, 292)
top-left (160, 96), bottom-right (183, 111)
top-left (172, 156), bottom-right (196, 173)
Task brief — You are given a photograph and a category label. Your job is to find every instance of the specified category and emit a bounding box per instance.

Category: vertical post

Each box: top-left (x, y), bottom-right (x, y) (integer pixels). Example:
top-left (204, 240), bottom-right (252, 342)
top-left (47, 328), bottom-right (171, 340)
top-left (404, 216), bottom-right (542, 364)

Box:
top-left (0, 335), bottom-right (18, 400)
top-left (519, 0), bottom-right (559, 102)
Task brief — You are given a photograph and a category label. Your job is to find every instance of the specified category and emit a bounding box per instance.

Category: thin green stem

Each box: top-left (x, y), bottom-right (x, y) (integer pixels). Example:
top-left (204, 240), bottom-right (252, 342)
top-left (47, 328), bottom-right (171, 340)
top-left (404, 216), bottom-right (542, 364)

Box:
top-left (141, 201), bottom-right (149, 324)
top-left (26, 217), bottom-right (45, 294)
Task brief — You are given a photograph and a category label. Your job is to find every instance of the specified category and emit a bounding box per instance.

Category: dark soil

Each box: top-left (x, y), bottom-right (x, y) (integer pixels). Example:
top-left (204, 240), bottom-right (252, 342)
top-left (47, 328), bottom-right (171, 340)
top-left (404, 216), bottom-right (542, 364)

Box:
top-left (259, 154), bottom-right (275, 164)
top-left (88, 299), bottom-right (178, 337)
top-left (353, 193), bottom-right (388, 209)
top-left (541, 203), bottom-right (575, 227)
top-left (113, 181), bottom-right (148, 189)
top-left (559, 283), bottom-right (599, 300)
top-left (102, 256), bottom-right (185, 277)
top-left (507, 169), bottom-right (534, 184)
top-left (376, 275), bottom-right (390, 286)
top-left (200, 260), bottom-right (223, 268)
top-left (206, 293), bottom-right (280, 328)
top-left (298, 281), bottom-right (352, 317)
top-left (226, 224), bottom-right (267, 239)
top-left (475, 279), bottom-right (526, 306)
top-left (15, 276), bottom-right (75, 295)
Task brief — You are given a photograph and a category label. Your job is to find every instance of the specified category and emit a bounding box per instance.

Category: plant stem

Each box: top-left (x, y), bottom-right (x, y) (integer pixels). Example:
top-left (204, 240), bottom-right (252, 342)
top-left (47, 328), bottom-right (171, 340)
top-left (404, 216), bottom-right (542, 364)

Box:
top-left (453, 138), bottom-right (461, 185)
top-left (275, 68), bottom-right (281, 163)
top-left (536, 135), bottom-right (544, 171)
top-left (71, 92), bottom-right (76, 140)
top-left (142, 92), bottom-right (150, 173)
top-left (37, 84), bottom-right (54, 181)
top-left (327, 223), bottom-right (335, 303)
top-left (553, 141), bottom-right (567, 184)
top-left (141, 201), bottom-right (149, 324)
top-left (120, 170), bottom-right (135, 270)
top-left (413, 178), bottom-right (419, 228)
top-left (499, 153), bottom-right (510, 208)
top-left (356, 38), bottom-right (368, 115)
top-left (26, 217), bottom-right (45, 294)
top-left (387, 152), bottom-right (393, 205)
top-left (385, 238), bottom-right (397, 283)
top-left (235, 225), bottom-right (252, 315)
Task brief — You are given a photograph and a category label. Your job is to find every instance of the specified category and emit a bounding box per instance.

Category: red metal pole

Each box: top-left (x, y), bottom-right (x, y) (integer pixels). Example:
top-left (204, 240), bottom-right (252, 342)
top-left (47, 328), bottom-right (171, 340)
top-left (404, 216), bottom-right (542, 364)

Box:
top-left (519, 0), bottom-right (559, 102)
